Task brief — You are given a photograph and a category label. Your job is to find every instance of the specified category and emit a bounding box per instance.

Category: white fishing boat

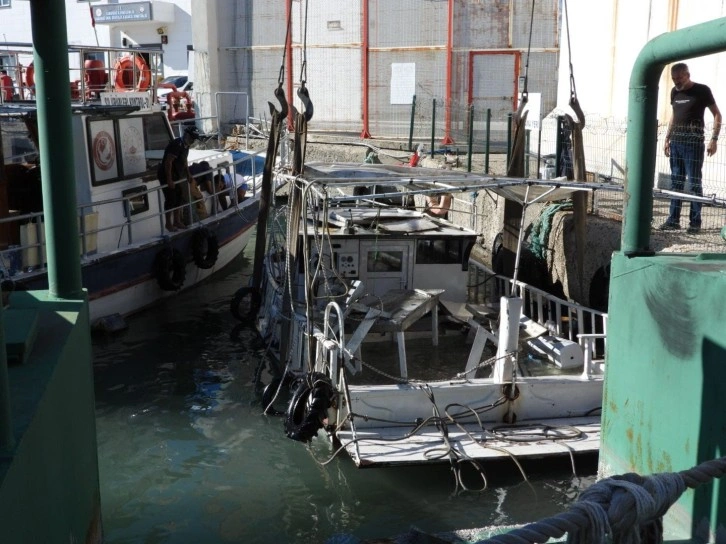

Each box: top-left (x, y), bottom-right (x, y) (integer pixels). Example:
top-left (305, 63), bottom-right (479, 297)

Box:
top-left (0, 44), bottom-right (271, 325)
top-left (244, 162), bottom-right (607, 472)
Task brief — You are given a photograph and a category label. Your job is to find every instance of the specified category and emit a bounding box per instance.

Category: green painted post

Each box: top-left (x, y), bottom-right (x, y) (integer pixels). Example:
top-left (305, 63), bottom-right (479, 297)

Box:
top-left (431, 98), bottom-right (436, 158)
top-left (555, 116), bottom-right (564, 178)
top-left (408, 94), bottom-right (416, 152)
top-left (506, 112), bottom-right (513, 169)
top-left (30, 0), bottom-right (83, 299)
top-left (484, 108), bottom-right (491, 174)
top-left (467, 104), bottom-right (474, 172)
top-left (0, 287), bottom-right (13, 452)
top-left (623, 17), bottom-right (726, 254)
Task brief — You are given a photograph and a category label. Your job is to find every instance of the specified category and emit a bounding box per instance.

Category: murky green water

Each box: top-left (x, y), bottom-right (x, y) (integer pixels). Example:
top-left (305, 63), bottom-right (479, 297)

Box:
top-left (93, 231), bottom-right (597, 544)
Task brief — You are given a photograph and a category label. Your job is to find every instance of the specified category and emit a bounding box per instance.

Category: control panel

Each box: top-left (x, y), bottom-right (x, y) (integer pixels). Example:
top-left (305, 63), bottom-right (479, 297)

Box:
top-left (336, 252), bottom-right (359, 278)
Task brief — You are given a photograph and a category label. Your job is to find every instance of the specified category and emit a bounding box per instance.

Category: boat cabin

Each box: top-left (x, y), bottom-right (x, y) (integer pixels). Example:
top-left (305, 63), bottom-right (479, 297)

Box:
top-left (0, 105), bottom-right (232, 274)
top-left (296, 206), bottom-right (476, 305)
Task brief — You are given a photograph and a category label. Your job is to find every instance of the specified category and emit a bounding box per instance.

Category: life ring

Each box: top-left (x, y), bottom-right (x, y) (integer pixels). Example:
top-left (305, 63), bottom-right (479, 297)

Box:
top-left (114, 54), bottom-right (151, 92)
top-left (191, 228), bottom-right (219, 269)
top-left (284, 373), bottom-right (336, 443)
top-left (154, 247), bottom-right (186, 291)
top-left (230, 286), bottom-right (261, 323)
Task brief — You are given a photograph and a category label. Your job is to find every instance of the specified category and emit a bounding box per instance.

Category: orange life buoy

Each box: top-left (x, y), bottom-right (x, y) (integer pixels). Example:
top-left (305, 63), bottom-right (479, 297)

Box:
top-left (114, 54), bottom-right (151, 92)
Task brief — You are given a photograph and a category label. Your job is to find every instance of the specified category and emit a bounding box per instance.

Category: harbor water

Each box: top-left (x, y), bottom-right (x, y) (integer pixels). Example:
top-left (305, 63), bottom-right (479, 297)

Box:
top-left (93, 230), bottom-right (597, 544)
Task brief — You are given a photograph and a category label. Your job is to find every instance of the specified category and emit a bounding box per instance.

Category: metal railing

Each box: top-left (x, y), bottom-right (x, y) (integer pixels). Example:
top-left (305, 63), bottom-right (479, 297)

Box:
top-left (468, 260), bottom-right (608, 364)
top-left (0, 151), bottom-right (264, 280)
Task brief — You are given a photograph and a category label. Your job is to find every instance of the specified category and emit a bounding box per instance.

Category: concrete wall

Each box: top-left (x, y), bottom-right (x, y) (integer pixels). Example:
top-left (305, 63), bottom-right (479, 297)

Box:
top-left (556, 0), bottom-right (726, 122)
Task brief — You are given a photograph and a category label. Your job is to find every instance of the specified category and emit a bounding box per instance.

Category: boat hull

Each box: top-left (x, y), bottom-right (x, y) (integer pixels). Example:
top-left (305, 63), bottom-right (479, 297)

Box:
top-left (9, 199), bottom-right (260, 321)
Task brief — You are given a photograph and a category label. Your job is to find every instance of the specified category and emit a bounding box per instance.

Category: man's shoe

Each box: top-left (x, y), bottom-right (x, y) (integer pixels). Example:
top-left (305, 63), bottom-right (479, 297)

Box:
top-left (687, 225), bottom-right (701, 234)
top-left (658, 221), bottom-right (680, 231)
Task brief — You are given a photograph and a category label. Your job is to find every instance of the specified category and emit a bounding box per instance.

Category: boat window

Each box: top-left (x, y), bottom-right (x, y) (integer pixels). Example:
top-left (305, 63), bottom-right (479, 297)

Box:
top-left (142, 113), bottom-right (172, 152)
top-left (415, 239), bottom-right (462, 264)
top-left (367, 250), bottom-right (403, 273)
top-left (1, 118), bottom-right (37, 163)
top-left (121, 186), bottom-right (149, 217)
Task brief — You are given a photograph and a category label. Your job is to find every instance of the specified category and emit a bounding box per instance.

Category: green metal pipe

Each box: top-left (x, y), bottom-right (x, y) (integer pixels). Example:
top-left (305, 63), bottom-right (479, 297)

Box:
top-left (0, 287), bottom-right (13, 452)
top-left (506, 112), bottom-right (512, 169)
top-left (484, 108), bottom-right (491, 174)
top-left (431, 98), bottom-right (436, 159)
top-left (623, 17), bottom-right (726, 255)
top-left (408, 94), bottom-right (416, 152)
top-left (30, 0), bottom-right (83, 298)
top-left (467, 104), bottom-right (473, 172)
top-left (555, 116), bottom-right (564, 177)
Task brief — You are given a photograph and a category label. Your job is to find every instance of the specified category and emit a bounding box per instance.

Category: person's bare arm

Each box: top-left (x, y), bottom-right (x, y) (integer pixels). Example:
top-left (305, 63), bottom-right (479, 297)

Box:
top-left (707, 102), bottom-right (722, 157)
top-left (664, 118), bottom-right (675, 157)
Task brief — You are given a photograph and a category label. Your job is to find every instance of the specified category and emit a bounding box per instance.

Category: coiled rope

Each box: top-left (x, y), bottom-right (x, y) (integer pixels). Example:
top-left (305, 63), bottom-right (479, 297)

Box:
top-left (475, 456), bottom-right (726, 544)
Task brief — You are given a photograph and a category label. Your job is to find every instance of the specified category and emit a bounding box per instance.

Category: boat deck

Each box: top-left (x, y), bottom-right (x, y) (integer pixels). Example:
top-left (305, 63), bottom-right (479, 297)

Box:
top-left (336, 416), bottom-right (601, 467)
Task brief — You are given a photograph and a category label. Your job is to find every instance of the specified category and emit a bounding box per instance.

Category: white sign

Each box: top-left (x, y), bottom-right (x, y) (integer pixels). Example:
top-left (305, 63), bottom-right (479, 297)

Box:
top-left (390, 63), bottom-right (416, 105)
top-left (520, 92), bottom-right (542, 131)
top-left (100, 92), bottom-right (152, 111)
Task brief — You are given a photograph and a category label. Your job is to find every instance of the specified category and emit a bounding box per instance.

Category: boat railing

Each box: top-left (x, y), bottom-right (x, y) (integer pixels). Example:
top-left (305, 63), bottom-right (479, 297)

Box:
top-left (468, 260), bottom-right (608, 363)
top-left (0, 152), bottom-right (263, 280)
top-left (0, 43), bottom-right (165, 105)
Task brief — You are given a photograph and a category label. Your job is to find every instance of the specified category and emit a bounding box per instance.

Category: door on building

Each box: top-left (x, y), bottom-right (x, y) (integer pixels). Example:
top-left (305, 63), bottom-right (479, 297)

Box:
top-left (470, 51), bottom-right (519, 144)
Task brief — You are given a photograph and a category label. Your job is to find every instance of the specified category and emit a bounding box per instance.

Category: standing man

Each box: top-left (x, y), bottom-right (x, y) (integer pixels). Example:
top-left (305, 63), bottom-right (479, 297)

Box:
top-left (0, 70), bottom-right (14, 102)
top-left (157, 125), bottom-right (199, 232)
top-left (660, 62), bottom-right (722, 234)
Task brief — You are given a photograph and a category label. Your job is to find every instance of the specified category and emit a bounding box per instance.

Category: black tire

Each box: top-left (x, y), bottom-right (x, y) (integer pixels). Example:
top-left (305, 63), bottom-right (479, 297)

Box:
top-left (154, 247), bottom-right (186, 291)
top-left (191, 228), bottom-right (219, 269)
top-left (230, 286), bottom-right (261, 323)
top-left (284, 373), bottom-right (335, 443)
top-left (261, 373), bottom-right (293, 416)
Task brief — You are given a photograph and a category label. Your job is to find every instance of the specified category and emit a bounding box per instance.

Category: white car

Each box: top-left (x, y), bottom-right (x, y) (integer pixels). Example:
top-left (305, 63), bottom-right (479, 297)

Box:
top-left (157, 75), bottom-right (193, 106)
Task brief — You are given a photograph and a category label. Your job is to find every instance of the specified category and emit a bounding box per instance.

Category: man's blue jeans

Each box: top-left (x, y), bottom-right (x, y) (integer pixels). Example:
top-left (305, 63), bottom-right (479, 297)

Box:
top-left (667, 139), bottom-right (705, 227)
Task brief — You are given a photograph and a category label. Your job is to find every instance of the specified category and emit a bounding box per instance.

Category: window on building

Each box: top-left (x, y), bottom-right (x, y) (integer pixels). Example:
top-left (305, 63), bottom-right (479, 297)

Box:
top-left (0, 0), bottom-right (11, 9)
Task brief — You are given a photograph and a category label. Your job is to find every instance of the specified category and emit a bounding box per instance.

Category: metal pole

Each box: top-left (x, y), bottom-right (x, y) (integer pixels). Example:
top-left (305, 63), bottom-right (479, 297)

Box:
top-left (555, 116), bottom-right (564, 178)
top-left (467, 104), bottom-right (474, 173)
top-left (431, 98), bottom-right (436, 159)
top-left (536, 124), bottom-right (543, 179)
top-left (524, 130), bottom-right (530, 177)
top-left (408, 94), bottom-right (416, 152)
top-left (31, 0), bottom-right (82, 298)
top-left (506, 112), bottom-right (513, 170)
top-left (485, 108), bottom-right (491, 174)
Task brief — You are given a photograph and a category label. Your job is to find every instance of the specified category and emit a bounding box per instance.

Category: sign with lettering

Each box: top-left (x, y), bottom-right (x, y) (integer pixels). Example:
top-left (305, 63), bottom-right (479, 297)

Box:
top-left (93, 2), bottom-right (152, 24)
top-left (100, 92), bottom-right (152, 111)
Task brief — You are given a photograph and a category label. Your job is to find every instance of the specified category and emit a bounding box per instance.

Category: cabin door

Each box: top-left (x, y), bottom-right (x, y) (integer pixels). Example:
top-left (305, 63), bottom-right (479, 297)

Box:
top-left (359, 241), bottom-right (413, 298)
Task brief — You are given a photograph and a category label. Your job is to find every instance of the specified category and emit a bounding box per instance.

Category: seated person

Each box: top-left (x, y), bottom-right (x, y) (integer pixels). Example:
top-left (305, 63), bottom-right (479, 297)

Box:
top-left (185, 161), bottom-right (211, 224)
top-left (423, 193), bottom-right (452, 219)
top-left (213, 171), bottom-right (250, 210)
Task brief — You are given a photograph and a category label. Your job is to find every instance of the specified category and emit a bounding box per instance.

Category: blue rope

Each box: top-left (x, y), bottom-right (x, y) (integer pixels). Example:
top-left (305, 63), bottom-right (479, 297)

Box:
top-left (475, 457), bottom-right (726, 544)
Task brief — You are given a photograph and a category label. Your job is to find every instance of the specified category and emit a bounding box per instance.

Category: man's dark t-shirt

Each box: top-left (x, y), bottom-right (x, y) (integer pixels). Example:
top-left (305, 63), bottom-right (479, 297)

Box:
top-left (157, 137), bottom-right (189, 182)
top-left (157, 137), bottom-right (189, 209)
top-left (670, 83), bottom-right (716, 141)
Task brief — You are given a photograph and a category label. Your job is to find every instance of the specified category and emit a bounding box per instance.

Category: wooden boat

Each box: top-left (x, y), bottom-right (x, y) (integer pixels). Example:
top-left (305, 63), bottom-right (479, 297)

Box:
top-left (0, 44), bottom-right (269, 325)
top-left (246, 162), bottom-right (607, 470)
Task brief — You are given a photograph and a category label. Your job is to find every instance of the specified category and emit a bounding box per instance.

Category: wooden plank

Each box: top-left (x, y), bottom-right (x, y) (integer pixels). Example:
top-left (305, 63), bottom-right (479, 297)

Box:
top-left (336, 416), bottom-right (600, 467)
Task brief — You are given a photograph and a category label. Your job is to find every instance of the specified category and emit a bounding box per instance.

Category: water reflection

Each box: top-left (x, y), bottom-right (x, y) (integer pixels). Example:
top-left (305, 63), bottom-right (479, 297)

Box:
top-left (94, 245), bottom-right (596, 544)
